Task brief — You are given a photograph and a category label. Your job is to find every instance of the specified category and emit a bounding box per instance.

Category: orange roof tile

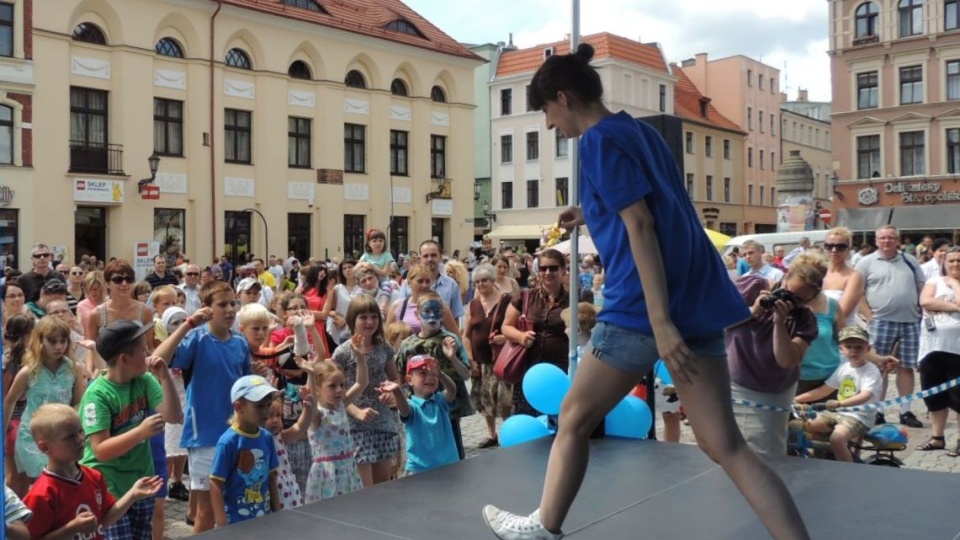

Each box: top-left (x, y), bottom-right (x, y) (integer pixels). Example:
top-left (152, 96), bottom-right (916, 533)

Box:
top-left (495, 32), bottom-right (669, 78)
top-left (221, 0), bottom-right (482, 61)
top-left (672, 65), bottom-right (745, 134)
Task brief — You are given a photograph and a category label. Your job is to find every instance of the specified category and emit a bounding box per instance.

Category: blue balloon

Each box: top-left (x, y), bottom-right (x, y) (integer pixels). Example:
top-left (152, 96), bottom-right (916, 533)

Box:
top-left (605, 395), bottom-right (653, 439)
top-left (654, 360), bottom-right (673, 386)
top-left (500, 414), bottom-right (552, 447)
top-left (522, 363), bottom-right (571, 415)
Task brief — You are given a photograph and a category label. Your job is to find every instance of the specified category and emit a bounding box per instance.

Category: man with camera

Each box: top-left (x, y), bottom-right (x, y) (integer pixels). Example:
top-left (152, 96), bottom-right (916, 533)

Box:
top-left (726, 255), bottom-right (823, 455)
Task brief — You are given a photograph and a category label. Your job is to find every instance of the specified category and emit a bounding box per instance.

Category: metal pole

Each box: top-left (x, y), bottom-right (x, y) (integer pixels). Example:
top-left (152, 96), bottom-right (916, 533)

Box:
top-left (567, 0), bottom-right (581, 383)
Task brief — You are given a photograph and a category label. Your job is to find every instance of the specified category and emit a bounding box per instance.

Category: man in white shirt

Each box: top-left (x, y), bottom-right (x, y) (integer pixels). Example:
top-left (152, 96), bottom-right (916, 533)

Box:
top-left (268, 256), bottom-right (286, 291)
top-left (178, 264), bottom-right (202, 315)
top-left (740, 240), bottom-right (784, 284)
top-left (921, 239), bottom-right (951, 281)
top-left (782, 237), bottom-right (811, 267)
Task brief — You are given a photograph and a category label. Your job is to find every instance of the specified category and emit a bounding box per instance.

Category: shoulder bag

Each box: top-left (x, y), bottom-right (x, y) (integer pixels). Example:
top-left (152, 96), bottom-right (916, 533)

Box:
top-left (494, 289), bottom-right (533, 384)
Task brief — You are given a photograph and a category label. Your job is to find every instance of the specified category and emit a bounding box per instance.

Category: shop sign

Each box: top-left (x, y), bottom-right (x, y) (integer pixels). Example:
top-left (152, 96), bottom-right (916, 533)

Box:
top-left (133, 241), bottom-right (160, 282)
top-left (74, 179), bottom-right (123, 204)
top-left (885, 181), bottom-right (960, 204)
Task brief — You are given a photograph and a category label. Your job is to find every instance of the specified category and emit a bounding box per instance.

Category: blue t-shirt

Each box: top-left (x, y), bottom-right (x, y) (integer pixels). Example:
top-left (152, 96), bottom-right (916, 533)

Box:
top-left (578, 112), bottom-right (749, 336)
top-left (171, 324), bottom-right (251, 448)
top-left (402, 393), bottom-right (458, 473)
top-left (210, 425), bottom-right (279, 524)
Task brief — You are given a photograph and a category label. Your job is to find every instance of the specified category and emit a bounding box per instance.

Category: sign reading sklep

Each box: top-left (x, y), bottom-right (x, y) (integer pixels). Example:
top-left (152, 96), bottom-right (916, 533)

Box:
top-left (74, 179), bottom-right (124, 204)
top-left (884, 181), bottom-right (960, 204)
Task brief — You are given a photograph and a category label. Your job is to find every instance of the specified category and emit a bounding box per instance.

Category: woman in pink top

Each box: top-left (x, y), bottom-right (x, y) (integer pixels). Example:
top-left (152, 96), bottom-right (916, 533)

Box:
top-left (298, 263), bottom-right (332, 354)
top-left (385, 263), bottom-right (458, 334)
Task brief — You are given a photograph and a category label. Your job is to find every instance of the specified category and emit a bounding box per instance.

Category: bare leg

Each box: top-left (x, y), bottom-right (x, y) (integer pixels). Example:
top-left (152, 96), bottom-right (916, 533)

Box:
top-left (192, 491), bottom-right (214, 533)
top-left (896, 367), bottom-right (914, 401)
top-left (828, 426), bottom-right (854, 462)
top-left (357, 463), bottom-right (373, 487)
top-left (484, 415), bottom-right (498, 439)
top-left (676, 357), bottom-right (810, 540)
top-left (661, 412), bottom-right (681, 443)
top-left (187, 491), bottom-right (197, 521)
top-left (538, 352), bottom-right (644, 532)
top-left (152, 499), bottom-right (165, 540)
top-left (371, 459), bottom-right (394, 484)
top-left (170, 455), bottom-right (187, 483)
top-left (930, 409), bottom-right (949, 437)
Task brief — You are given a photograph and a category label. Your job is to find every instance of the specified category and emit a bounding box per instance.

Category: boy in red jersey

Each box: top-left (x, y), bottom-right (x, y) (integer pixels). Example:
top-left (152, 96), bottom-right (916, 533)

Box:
top-left (22, 404), bottom-right (161, 540)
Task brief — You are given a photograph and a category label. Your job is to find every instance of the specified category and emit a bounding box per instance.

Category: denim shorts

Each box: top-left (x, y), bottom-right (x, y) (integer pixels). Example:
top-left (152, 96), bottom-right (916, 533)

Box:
top-left (589, 321), bottom-right (726, 374)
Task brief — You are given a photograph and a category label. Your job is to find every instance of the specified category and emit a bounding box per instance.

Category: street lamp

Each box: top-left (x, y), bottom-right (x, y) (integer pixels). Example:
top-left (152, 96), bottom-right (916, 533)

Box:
top-left (138, 153), bottom-right (161, 194)
top-left (483, 201), bottom-right (497, 223)
top-left (426, 176), bottom-right (448, 202)
top-left (242, 207), bottom-right (269, 260)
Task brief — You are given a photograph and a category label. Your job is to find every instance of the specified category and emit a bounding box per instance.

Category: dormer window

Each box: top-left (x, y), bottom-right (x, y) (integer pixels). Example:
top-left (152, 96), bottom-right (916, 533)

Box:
top-left (282, 0), bottom-right (327, 13)
top-left (385, 20), bottom-right (424, 38)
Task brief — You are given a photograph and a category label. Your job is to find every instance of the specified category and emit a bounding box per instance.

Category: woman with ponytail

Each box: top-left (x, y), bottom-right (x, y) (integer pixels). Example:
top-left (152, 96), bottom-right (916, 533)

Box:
top-left (481, 43), bottom-right (810, 540)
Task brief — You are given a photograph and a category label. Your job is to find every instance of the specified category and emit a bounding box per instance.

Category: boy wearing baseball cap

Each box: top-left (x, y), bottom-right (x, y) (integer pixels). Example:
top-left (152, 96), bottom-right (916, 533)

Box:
top-left (380, 355), bottom-right (459, 475)
top-left (79, 320), bottom-right (183, 540)
top-left (795, 326), bottom-right (884, 462)
top-left (209, 375), bottom-right (280, 527)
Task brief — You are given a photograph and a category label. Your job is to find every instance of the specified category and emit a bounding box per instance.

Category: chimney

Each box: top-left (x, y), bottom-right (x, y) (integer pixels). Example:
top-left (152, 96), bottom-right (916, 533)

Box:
top-left (798, 88), bottom-right (809, 102)
top-left (508, 33), bottom-right (514, 47)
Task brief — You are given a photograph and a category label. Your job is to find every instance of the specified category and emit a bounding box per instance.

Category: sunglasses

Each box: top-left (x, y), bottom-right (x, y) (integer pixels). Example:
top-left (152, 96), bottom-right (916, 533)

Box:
top-left (70, 271), bottom-right (84, 276)
top-left (539, 265), bottom-right (561, 273)
top-left (185, 272), bottom-right (200, 277)
top-left (109, 275), bottom-right (136, 284)
top-left (32, 253), bottom-right (51, 259)
top-left (824, 243), bottom-right (849, 252)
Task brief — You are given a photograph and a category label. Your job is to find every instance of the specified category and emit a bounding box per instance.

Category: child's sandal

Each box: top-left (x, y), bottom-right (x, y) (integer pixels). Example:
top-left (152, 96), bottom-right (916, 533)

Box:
top-left (917, 435), bottom-right (946, 451)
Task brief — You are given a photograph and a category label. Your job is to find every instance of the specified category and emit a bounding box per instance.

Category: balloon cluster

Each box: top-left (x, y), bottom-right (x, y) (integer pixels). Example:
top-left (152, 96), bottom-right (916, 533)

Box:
top-left (499, 363), bottom-right (655, 448)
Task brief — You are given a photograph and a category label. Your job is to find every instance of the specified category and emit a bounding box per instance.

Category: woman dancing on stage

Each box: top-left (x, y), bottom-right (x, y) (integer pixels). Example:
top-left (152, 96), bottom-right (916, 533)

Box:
top-left (481, 43), bottom-right (810, 540)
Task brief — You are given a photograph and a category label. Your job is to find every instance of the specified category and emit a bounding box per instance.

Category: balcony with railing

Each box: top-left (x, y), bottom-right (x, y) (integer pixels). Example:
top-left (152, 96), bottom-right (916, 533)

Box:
top-left (69, 140), bottom-right (125, 175)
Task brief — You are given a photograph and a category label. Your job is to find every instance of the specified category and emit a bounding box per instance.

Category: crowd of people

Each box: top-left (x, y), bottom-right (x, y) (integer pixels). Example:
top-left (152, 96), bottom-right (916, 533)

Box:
top-left (0, 226), bottom-right (606, 538)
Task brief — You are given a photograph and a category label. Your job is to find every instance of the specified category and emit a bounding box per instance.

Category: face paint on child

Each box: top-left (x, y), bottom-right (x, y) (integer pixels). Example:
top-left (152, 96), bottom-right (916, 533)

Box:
top-left (418, 300), bottom-right (443, 331)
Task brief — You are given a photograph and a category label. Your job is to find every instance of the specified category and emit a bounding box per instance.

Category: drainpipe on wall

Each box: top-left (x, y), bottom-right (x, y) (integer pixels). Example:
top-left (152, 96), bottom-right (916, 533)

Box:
top-left (209, 0), bottom-right (223, 259)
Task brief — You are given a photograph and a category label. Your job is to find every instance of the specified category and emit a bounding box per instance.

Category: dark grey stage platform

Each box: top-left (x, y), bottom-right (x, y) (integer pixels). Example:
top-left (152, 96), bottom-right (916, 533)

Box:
top-left (198, 438), bottom-right (960, 539)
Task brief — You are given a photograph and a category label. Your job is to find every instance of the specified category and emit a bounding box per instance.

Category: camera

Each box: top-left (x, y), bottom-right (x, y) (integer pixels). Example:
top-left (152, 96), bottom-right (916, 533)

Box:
top-left (760, 288), bottom-right (799, 311)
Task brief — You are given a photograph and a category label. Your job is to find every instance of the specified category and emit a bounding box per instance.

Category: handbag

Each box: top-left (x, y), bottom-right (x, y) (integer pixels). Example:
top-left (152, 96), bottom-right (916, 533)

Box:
top-left (486, 294), bottom-right (508, 362)
top-left (494, 290), bottom-right (533, 384)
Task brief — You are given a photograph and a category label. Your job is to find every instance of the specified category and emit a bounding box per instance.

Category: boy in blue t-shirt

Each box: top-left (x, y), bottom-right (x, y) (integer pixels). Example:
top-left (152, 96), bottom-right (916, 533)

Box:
top-left (153, 281), bottom-right (251, 534)
top-left (381, 355), bottom-right (458, 474)
top-left (210, 376), bottom-right (279, 527)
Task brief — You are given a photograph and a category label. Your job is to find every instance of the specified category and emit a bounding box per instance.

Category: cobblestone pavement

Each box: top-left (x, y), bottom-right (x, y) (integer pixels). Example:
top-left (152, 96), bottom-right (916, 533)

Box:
top-left (162, 377), bottom-right (957, 538)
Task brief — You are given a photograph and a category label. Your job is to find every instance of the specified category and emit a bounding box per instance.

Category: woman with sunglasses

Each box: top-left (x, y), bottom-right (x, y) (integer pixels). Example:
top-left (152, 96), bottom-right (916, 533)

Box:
top-left (65, 266), bottom-right (85, 315)
top-left (83, 259), bottom-right (154, 374)
top-left (500, 248), bottom-right (570, 417)
top-left (822, 227), bottom-right (865, 328)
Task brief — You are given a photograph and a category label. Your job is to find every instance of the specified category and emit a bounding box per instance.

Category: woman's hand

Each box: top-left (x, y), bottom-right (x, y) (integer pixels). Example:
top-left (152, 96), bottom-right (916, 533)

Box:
top-left (489, 333), bottom-right (506, 346)
top-left (331, 313), bottom-right (346, 329)
top-left (520, 330), bottom-right (536, 349)
top-left (353, 407), bottom-right (379, 422)
top-left (558, 206), bottom-right (585, 230)
top-left (652, 322), bottom-right (695, 385)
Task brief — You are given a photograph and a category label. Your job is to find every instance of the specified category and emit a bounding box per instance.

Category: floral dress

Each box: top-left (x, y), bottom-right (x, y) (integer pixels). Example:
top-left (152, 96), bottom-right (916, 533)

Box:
top-left (16, 359), bottom-right (76, 477)
top-left (273, 434), bottom-right (302, 510)
top-left (304, 402), bottom-right (363, 503)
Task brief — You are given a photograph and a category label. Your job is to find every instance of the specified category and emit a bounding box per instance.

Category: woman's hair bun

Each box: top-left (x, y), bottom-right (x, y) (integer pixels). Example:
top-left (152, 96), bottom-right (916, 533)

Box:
top-left (573, 43), bottom-right (594, 62)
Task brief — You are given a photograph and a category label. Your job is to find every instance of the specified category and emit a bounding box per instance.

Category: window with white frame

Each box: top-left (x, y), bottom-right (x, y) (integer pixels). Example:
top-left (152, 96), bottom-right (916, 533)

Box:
top-left (900, 65), bottom-right (923, 104)
top-left (899, 131), bottom-right (925, 176)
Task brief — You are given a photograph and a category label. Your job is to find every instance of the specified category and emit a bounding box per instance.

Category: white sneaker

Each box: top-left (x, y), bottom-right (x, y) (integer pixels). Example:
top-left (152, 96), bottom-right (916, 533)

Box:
top-left (482, 505), bottom-right (563, 540)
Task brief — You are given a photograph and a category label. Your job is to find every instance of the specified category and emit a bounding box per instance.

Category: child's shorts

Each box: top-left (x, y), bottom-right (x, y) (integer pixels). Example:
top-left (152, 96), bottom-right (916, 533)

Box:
top-left (818, 411), bottom-right (869, 438)
top-left (187, 447), bottom-right (215, 491)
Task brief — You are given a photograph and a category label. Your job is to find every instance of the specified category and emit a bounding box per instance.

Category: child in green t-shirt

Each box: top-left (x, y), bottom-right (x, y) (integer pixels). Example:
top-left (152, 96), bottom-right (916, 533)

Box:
top-left (79, 320), bottom-right (183, 540)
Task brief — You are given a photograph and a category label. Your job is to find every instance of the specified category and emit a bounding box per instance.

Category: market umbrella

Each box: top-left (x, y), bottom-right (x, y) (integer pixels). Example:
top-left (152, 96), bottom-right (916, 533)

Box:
top-left (703, 228), bottom-right (732, 251)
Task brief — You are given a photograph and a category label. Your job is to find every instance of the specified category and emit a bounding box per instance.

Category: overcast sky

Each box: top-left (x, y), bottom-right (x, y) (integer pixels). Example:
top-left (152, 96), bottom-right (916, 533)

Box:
top-left (405, 0), bottom-right (831, 102)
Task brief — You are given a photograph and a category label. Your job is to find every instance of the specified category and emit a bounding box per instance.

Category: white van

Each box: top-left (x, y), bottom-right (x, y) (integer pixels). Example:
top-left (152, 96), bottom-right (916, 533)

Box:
top-left (722, 230), bottom-right (831, 256)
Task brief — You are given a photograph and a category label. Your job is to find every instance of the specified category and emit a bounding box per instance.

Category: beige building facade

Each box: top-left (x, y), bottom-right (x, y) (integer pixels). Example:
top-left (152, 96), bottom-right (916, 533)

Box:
top-left (683, 53), bottom-right (783, 232)
top-left (780, 106), bottom-right (833, 203)
top-left (487, 33), bottom-right (675, 242)
top-left (15, 0), bottom-right (481, 268)
top-left (674, 66), bottom-right (749, 237)
top-left (830, 0), bottom-right (960, 233)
